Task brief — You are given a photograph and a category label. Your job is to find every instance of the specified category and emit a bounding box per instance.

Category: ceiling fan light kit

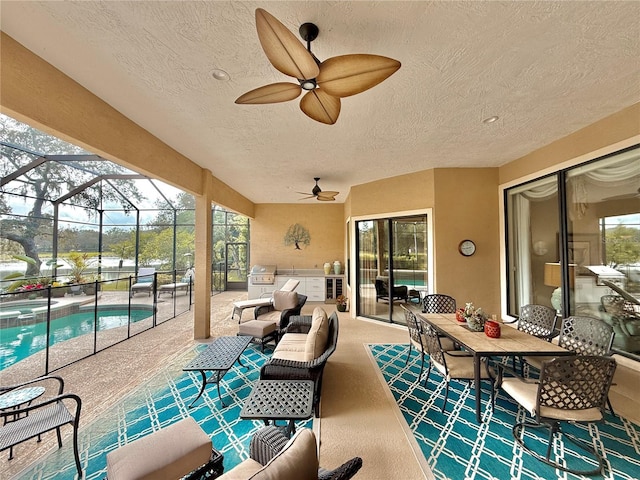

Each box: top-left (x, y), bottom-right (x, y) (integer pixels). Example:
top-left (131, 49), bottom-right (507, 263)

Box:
top-left (235, 8), bottom-right (401, 125)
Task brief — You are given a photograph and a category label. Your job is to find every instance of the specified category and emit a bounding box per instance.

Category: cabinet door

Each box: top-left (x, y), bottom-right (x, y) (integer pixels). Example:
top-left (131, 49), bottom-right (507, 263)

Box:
top-left (306, 277), bottom-right (325, 301)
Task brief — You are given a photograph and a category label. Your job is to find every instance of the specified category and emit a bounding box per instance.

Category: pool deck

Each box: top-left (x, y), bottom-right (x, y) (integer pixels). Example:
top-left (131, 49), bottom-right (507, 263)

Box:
top-left (0, 290), bottom-right (246, 479)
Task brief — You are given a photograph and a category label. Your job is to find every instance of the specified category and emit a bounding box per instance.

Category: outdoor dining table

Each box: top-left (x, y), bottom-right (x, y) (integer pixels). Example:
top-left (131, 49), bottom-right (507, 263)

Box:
top-left (415, 309), bottom-right (573, 423)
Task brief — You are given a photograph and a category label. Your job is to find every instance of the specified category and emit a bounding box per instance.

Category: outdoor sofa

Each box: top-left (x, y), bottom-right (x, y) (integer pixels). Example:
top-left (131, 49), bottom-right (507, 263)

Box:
top-left (259, 307), bottom-right (339, 417)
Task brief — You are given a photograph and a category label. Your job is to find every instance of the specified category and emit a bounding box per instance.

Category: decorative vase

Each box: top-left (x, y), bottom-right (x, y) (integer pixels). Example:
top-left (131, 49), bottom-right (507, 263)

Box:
top-left (333, 261), bottom-right (341, 275)
top-left (467, 315), bottom-right (485, 332)
top-left (324, 263), bottom-right (331, 275)
top-left (455, 309), bottom-right (466, 323)
top-left (337, 304), bottom-right (346, 312)
top-left (484, 320), bottom-right (501, 338)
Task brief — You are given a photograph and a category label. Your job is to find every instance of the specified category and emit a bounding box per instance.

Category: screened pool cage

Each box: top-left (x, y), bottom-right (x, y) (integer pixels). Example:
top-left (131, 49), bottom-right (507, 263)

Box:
top-left (0, 115), bottom-right (247, 375)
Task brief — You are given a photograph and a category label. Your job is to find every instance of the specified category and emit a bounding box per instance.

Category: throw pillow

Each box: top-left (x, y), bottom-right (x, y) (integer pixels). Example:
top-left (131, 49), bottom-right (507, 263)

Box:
top-left (305, 307), bottom-right (329, 360)
top-left (273, 290), bottom-right (299, 311)
top-left (249, 428), bottom-right (319, 480)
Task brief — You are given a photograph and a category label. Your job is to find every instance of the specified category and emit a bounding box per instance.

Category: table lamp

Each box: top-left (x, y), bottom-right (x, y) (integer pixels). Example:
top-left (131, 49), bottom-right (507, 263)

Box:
top-left (544, 262), bottom-right (575, 312)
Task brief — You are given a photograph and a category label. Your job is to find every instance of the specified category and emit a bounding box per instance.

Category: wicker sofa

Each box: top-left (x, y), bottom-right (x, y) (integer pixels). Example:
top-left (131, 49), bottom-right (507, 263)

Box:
top-left (260, 307), bottom-right (339, 417)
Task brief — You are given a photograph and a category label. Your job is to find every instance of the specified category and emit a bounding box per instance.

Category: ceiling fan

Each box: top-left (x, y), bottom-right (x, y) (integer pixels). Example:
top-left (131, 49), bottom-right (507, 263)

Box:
top-left (297, 177), bottom-right (339, 201)
top-left (235, 8), bottom-right (401, 125)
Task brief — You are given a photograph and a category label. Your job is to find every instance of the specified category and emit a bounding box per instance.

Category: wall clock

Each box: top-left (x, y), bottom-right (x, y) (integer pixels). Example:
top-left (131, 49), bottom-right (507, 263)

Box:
top-left (458, 239), bottom-right (476, 257)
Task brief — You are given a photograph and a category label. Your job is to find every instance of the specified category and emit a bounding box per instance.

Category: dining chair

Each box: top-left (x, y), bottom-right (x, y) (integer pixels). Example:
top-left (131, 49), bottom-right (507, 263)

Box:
top-left (422, 323), bottom-right (494, 412)
top-left (524, 315), bottom-right (614, 372)
top-left (402, 305), bottom-right (429, 380)
top-left (421, 294), bottom-right (457, 314)
top-left (498, 355), bottom-right (616, 475)
top-left (513, 304), bottom-right (557, 373)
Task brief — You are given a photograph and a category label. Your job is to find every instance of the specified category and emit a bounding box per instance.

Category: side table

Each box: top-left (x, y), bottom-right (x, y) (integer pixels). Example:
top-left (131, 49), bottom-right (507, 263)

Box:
top-left (240, 379), bottom-right (314, 437)
top-left (0, 386), bottom-right (45, 422)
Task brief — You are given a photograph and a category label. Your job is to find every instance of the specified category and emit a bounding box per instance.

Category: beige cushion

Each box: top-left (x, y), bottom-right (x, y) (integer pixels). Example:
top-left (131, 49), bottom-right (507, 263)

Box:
top-left (256, 310), bottom-right (284, 323)
top-left (501, 378), bottom-right (603, 421)
top-left (238, 320), bottom-right (277, 337)
top-left (305, 308), bottom-right (329, 360)
top-left (270, 350), bottom-right (308, 362)
top-left (250, 428), bottom-right (319, 480)
top-left (273, 290), bottom-right (299, 311)
top-left (280, 279), bottom-right (300, 292)
top-left (106, 417), bottom-right (211, 480)
top-left (274, 333), bottom-right (308, 353)
top-left (217, 458), bottom-right (263, 479)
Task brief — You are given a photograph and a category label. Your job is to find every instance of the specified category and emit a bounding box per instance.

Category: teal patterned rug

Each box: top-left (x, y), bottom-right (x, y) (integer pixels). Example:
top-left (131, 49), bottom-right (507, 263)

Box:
top-left (369, 343), bottom-right (640, 480)
top-left (15, 343), bottom-right (311, 479)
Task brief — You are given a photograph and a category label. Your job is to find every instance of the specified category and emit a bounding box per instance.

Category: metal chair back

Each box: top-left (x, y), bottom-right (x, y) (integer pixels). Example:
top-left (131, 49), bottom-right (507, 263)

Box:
top-left (518, 304), bottom-right (557, 340)
top-left (537, 355), bottom-right (616, 417)
top-left (558, 316), bottom-right (614, 356)
top-left (422, 294), bottom-right (456, 313)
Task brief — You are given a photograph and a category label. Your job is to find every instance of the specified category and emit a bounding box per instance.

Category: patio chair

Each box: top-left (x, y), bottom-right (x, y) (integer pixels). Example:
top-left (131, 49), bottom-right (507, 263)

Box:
top-left (129, 267), bottom-right (156, 298)
top-left (0, 375), bottom-right (82, 478)
top-left (421, 293), bottom-right (456, 314)
top-left (512, 304), bottom-right (558, 373)
top-left (218, 426), bottom-right (362, 479)
top-left (497, 355), bottom-right (616, 476)
top-left (523, 315), bottom-right (613, 372)
top-left (600, 294), bottom-right (640, 353)
top-left (422, 323), bottom-right (494, 412)
top-left (374, 277), bottom-right (408, 303)
top-left (402, 305), bottom-right (455, 382)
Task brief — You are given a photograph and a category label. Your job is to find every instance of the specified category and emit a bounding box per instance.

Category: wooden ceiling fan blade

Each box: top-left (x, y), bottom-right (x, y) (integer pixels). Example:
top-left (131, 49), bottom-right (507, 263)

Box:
top-left (316, 194), bottom-right (336, 201)
top-left (235, 83), bottom-right (302, 104)
top-left (317, 54), bottom-right (401, 98)
top-left (299, 89), bottom-right (341, 125)
top-left (318, 190), bottom-right (339, 197)
top-left (255, 8), bottom-right (320, 80)
top-left (298, 194), bottom-right (316, 200)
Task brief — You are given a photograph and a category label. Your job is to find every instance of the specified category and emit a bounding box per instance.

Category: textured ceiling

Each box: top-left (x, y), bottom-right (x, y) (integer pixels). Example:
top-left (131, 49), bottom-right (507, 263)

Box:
top-left (1, 1), bottom-right (639, 204)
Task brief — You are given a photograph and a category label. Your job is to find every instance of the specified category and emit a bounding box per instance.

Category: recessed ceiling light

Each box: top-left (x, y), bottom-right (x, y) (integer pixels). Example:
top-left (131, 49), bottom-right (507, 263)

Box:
top-left (211, 68), bottom-right (230, 81)
top-left (482, 115), bottom-right (499, 124)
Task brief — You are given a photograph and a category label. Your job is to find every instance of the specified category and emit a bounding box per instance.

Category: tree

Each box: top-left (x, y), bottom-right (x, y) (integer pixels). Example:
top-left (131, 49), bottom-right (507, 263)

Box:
top-left (1, 114), bottom-right (143, 275)
top-left (605, 225), bottom-right (640, 268)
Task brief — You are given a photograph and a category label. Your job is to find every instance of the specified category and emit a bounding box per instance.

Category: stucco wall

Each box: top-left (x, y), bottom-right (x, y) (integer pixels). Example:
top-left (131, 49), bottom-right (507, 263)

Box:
top-left (250, 204), bottom-right (344, 270)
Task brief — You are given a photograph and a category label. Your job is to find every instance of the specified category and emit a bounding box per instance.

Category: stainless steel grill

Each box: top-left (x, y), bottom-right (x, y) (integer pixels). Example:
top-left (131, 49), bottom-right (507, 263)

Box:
top-left (249, 264), bottom-right (276, 285)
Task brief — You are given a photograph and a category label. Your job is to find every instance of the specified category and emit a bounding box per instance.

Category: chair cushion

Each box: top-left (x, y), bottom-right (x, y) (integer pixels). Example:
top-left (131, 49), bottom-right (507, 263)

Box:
top-left (249, 428), bottom-right (319, 480)
top-left (273, 291), bottom-right (299, 311)
top-left (106, 417), bottom-right (211, 480)
top-left (280, 279), bottom-right (300, 292)
top-left (305, 308), bottom-right (329, 360)
top-left (217, 459), bottom-right (263, 479)
top-left (238, 320), bottom-right (277, 337)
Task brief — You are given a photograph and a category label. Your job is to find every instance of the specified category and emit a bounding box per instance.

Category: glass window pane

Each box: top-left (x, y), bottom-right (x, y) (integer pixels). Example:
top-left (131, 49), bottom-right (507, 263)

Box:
top-left (565, 149), bottom-right (640, 355)
top-left (506, 175), bottom-right (559, 315)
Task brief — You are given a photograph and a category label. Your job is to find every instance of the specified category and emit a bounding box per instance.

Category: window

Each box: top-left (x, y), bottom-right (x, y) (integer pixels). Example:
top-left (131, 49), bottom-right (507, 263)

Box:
top-left (506, 147), bottom-right (640, 358)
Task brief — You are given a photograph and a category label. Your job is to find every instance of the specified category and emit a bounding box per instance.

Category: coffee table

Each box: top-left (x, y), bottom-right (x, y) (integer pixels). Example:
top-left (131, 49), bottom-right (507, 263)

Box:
top-left (240, 379), bottom-right (314, 437)
top-left (183, 336), bottom-right (252, 408)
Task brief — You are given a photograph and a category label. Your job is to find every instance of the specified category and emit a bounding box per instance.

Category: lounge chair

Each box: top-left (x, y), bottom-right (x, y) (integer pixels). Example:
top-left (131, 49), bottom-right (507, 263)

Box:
top-left (231, 278), bottom-right (300, 321)
top-left (129, 267), bottom-right (156, 298)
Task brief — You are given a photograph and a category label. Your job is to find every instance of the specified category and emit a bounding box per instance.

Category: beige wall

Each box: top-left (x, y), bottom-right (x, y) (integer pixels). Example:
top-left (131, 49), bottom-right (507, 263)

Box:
top-left (433, 168), bottom-right (501, 316)
top-left (250, 204), bottom-right (344, 270)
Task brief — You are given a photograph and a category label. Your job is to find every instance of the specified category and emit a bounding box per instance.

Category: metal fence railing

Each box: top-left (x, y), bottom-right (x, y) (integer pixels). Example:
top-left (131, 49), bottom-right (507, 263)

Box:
top-left (0, 271), bottom-right (194, 378)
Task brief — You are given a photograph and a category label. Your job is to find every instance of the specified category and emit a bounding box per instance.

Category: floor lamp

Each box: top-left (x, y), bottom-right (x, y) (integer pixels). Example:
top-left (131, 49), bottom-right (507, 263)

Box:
top-left (544, 262), bottom-right (575, 313)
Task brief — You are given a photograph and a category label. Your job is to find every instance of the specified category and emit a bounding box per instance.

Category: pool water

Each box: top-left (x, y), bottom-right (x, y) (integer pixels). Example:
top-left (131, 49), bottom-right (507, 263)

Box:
top-left (0, 308), bottom-right (152, 370)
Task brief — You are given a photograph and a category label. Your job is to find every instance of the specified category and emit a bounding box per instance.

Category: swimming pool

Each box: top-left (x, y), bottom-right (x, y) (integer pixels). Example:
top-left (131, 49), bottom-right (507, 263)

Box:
top-left (0, 306), bottom-right (153, 370)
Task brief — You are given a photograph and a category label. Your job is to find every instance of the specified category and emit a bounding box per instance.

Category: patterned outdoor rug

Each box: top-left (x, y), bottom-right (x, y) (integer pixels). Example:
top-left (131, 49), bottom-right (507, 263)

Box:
top-left (369, 343), bottom-right (640, 480)
top-left (16, 343), bottom-right (311, 479)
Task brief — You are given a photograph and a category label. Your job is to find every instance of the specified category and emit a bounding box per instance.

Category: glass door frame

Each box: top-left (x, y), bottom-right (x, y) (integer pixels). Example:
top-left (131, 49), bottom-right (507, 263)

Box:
top-left (352, 209), bottom-right (433, 324)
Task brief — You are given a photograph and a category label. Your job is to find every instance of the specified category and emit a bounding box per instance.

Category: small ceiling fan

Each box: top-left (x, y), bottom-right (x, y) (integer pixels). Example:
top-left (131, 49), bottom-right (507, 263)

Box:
top-left (298, 177), bottom-right (339, 201)
top-left (235, 8), bottom-right (401, 125)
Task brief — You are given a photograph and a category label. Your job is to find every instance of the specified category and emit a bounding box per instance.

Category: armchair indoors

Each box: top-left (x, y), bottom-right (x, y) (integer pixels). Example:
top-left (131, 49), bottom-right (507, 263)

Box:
top-left (374, 277), bottom-right (408, 303)
top-left (253, 291), bottom-right (307, 332)
top-left (497, 356), bottom-right (617, 476)
top-left (0, 375), bottom-right (82, 478)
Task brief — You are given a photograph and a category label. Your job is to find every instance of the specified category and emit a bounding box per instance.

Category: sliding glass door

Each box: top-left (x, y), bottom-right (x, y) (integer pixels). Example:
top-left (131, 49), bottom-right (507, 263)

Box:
top-left (356, 214), bottom-right (428, 324)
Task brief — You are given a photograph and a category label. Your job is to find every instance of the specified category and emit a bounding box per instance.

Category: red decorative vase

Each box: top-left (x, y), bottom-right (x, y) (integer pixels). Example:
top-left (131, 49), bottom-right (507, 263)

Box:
top-left (455, 309), bottom-right (466, 323)
top-left (484, 320), bottom-right (501, 338)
